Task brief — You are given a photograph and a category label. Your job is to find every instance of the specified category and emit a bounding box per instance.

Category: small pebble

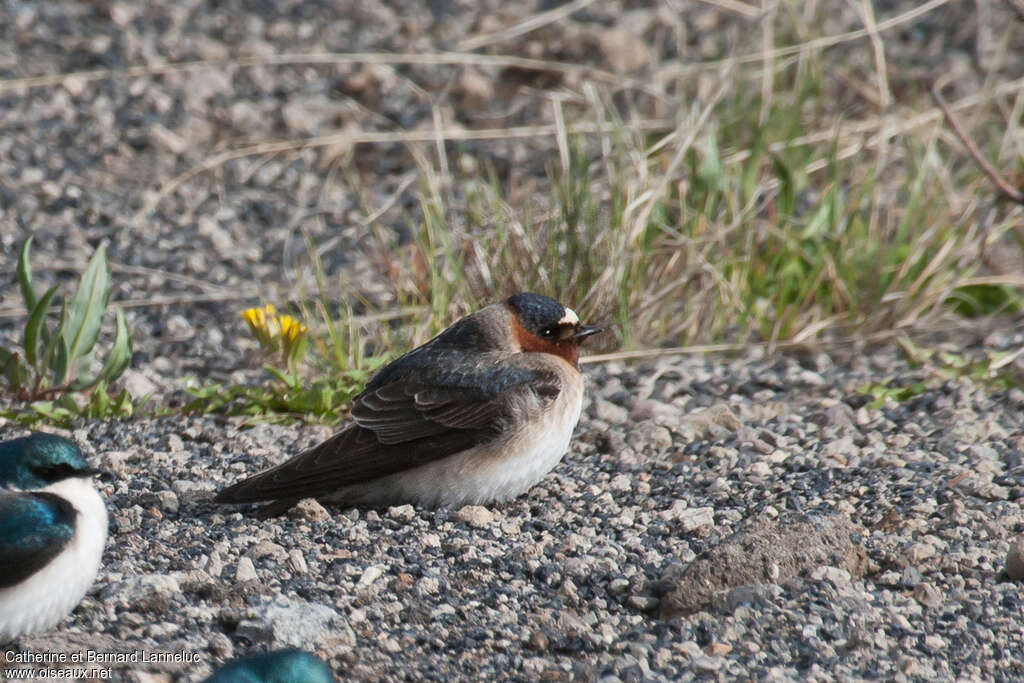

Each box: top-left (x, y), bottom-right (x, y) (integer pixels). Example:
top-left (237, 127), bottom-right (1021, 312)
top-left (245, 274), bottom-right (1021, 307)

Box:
top-left (454, 505), bottom-right (495, 527)
top-left (235, 558), bottom-right (258, 583)
top-left (1006, 535), bottom-right (1024, 580)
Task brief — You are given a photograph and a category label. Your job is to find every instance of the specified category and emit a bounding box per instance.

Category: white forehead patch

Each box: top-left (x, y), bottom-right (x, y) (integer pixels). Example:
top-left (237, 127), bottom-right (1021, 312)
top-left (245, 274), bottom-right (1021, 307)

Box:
top-left (559, 308), bottom-right (579, 325)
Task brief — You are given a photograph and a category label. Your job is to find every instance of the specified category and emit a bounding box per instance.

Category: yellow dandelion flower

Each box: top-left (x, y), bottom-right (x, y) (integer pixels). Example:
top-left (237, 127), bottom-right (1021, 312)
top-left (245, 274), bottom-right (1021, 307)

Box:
top-left (241, 304), bottom-right (280, 351)
top-left (240, 307), bottom-right (261, 329)
top-left (241, 304), bottom-right (309, 367)
top-left (278, 314), bottom-right (308, 366)
top-left (278, 315), bottom-right (298, 340)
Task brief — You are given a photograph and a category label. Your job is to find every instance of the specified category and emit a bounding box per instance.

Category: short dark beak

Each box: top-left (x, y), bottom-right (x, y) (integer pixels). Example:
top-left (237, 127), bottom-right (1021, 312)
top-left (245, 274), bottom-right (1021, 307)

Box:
top-left (573, 325), bottom-right (603, 340)
top-left (86, 467), bottom-right (116, 482)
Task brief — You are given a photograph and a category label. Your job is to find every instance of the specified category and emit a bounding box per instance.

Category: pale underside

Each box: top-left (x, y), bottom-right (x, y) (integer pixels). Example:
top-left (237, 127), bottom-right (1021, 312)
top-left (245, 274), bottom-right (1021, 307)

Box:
top-left (0, 477), bottom-right (107, 641)
top-left (324, 362), bottom-right (584, 507)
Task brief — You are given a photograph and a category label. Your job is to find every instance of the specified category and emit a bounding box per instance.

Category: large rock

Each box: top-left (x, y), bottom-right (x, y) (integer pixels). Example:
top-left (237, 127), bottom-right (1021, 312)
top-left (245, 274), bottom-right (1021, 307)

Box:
top-left (235, 596), bottom-right (354, 650)
top-left (661, 513), bottom-right (868, 617)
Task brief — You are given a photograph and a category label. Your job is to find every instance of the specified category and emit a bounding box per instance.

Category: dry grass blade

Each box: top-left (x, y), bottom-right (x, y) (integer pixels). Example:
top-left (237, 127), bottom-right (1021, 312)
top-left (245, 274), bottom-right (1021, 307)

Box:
top-left (758, 2), bottom-right (777, 125)
top-left (723, 74), bottom-right (1024, 167)
top-left (580, 330), bottom-right (903, 365)
top-left (430, 103), bottom-right (450, 179)
top-left (552, 96), bottom-right (570, 175)
top-left (8, 260), bottom-right (234, 295)
top-left (358, 172), bottom-right (418, 226)
top-left (956, 275), bottom-right (1024, 288)
top-left (624, 70), bottom-right (731, 235)
top-left (997, 87), bottom-right (1024, 166)
top-left (671, 0), bottom-right (953, 71)
top-left (0, 51), bottom-right (624, 94)
top-left (108, 262), bottom-right (237, 294)
top-left (932, 81), bottom-right (1024, 203)
top-left (857, 0), bottom-right (892, 109)
top-left (131, 119), bottom-right (674, 225)
top-left (457, 0), bottom-right (599, 51)
top-left (692, 0), bottom-right (763, 18)
top-left (0, 1), bottom-right (949, 98)
top-left (0, 291), bottom-right (260, 319)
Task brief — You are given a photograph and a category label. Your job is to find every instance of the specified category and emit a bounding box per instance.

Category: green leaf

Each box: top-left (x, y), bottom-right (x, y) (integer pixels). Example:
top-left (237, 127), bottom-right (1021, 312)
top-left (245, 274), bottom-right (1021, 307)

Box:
top-left (0, 347), bottom-right (28, 392)
top-left (56, 393), bottom-right (81, 412)
top-left (85, 380), bottom-right (111, 418)
top-left (112, 389), bottom-right (134, 417)
top-left (23, 285), bottom-right (59, 369)
top-left (52, 338), bottom-right (70, 387)
top-left (286, 334), bottom-right (308, 371)
top-left (98, 307), bottom-right (133, 383)
top-left (697, 134), bottom-right (723, 192)
top-left (17, 237), bottom-right (37, 312)
top-left (263, 364), bottom-right (299, 390)
top-left (71, 306), bottom-right (132, 392)
top-left (740, 126), bottom-right (768, 206)
top-left (68, 347), bottom-right (98, 391)
top-left (60, 245), bottom-right (111, 381)
top-left (802, 193), bottom-right (833, 239)
top-left (946, 284), bottom-right (1023, 317)
top-left (771, 153), bottom-right (796, 219)
top-left (29, 401), bottom-right (59, 419)
top-left (46, 300), bottom-right (68, 383)
top-left (11, 362), bottom-right (28, 391)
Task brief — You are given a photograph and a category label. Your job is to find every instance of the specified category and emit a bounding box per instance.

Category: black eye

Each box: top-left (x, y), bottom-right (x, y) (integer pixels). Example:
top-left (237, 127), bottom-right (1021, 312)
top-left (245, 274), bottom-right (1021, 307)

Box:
top-left (33, 463), bottom-right (77, 480)
top-left (541, 328), bottom-right (554, 337)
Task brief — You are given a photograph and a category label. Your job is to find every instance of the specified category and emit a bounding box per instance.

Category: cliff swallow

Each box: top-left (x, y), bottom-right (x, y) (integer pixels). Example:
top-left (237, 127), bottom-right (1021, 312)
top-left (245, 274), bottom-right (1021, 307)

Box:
top-left (215, 293), bottom-right (601, 517)
top-left (0, 433), bottom-right (108, 642)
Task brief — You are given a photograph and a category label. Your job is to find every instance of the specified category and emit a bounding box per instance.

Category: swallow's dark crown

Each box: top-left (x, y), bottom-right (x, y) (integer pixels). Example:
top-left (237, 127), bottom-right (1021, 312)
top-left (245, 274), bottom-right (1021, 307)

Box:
top-left (505, 293), bottom-right (571, 338)
top-left (0, 433), bottom-right (92, 489)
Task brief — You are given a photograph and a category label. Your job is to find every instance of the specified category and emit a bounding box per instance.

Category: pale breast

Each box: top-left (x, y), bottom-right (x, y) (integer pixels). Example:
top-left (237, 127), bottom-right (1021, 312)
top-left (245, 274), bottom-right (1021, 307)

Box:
top-left (0, 478), bottom-right (107, 640)
top-left (330, 358), bottom-right (585, 508)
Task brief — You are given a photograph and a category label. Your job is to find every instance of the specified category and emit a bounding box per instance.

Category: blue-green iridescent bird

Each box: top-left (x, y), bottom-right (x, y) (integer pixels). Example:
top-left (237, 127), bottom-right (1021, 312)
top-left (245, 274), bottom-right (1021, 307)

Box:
top-left (204, 649), bottom-right (335, 683)
top-left (0, 432), bottom-right (108, 642)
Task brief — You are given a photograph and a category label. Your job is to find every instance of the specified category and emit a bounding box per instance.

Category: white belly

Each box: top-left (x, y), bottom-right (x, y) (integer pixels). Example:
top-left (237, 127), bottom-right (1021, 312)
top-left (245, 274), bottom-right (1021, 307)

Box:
top-left (0, 478), bottom-right (107, 641)
top-left (329, 374), bottom-right (584, 508)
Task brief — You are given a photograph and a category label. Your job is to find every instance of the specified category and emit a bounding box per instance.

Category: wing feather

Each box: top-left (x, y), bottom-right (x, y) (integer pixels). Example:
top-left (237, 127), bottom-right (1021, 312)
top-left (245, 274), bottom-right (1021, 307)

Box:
top-left (214, 353), bottom-right (562, 508)
top-left (0, 491), bottom-right (75, 588)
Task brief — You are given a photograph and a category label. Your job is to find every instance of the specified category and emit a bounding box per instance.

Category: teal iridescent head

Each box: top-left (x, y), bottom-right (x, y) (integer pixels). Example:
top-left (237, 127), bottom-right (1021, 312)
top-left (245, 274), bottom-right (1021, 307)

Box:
top-left (0, 433), bottom-right (97, 490)
top-left (204, 649), bottom-right (335, 683)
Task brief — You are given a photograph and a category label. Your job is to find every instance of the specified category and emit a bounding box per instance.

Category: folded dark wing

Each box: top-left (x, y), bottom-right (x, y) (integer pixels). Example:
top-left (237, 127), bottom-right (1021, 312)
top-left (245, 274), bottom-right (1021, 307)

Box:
top-left (0, 491), bottom-right (76, 588)
top-left (214, 356), bottom-right (561, 505)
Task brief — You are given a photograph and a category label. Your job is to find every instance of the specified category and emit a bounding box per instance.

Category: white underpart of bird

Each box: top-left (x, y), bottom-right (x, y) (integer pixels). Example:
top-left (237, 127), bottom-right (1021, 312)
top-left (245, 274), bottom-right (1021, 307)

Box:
top-left (325, 360), bottom-right (584, 507)
top-left (0, 476), bottom-right (108, 642)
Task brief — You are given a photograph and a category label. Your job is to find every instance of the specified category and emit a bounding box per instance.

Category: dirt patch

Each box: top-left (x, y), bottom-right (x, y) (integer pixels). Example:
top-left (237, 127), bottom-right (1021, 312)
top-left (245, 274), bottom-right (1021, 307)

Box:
top-left (661, 513), bottom-right (869, 617)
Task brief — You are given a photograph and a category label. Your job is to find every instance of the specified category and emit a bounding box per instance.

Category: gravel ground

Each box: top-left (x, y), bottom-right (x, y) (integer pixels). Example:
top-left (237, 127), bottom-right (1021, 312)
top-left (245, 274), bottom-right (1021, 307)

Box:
top-left (5, 341), bottom-right (1024, 681)
top-left (3, 1), bottom-right (1024, 681)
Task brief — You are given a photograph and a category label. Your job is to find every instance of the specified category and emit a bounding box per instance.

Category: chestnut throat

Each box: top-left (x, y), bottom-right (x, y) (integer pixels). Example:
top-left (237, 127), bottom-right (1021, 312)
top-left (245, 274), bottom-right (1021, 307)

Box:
top-left (513, 320), bottom-right (580, 368)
